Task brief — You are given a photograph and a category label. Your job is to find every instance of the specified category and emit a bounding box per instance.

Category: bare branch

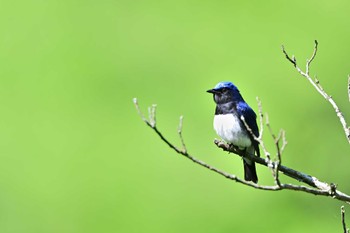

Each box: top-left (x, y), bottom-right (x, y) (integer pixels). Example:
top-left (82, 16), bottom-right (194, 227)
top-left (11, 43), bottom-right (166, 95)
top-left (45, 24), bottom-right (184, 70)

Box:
top-left (342, 206), bottom-right (349, 233)
top-left (134, 98), bottom-right (350, 204)
top-left (178, 116), bottom-right (187, 153)
top-left (215, 140), bottom-right (350, 203)
top-left (266, 119), bottom-right (285, 186)
top-left (133, 98), bottom-right (284, 189)
top-left (281, 45), bottom-right (297, 67)
top-left (280, 130), bottom-right (288, 155)
top-left (134, 98), bottom-right (184, 155)
top-left (148, 104), bottom-right (157, 127)
top-left (241, 99), bottom-right (287, 186)
top-left (256, 97), bottom-right (265, 140)
top-left (348, 75), bottom-right (350, 103)
top-left (282, 41), bottom-right (350, 143)
top-left (305, 40), bottom-right (318, 75)
top-left (240, 115), bottom-right (270, 161)
top-left (133, 98), bottom-right (149, 125)
top-left (240, 99), bottom-right (273, 163)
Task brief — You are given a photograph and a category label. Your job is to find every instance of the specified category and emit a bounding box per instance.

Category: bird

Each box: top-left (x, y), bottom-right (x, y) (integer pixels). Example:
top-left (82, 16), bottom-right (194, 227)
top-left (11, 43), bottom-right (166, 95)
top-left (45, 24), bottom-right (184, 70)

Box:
top-left (207, 81), bottom-right (260, 183)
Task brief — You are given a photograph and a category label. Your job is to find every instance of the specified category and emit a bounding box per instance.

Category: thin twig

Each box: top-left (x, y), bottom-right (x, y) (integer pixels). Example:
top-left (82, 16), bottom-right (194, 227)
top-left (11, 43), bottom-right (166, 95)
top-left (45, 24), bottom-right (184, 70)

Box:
top-left (241, 100), bottom-right (285, 186)
top-left (240, 115), bottom-right (270, 161)
top-left (348, 75), bottom-right (350, 103)
top-left (305, 40), bottom-right (318, 75)
top-left (133, 98), bottom-right (149, 124)
top-left (241, 112), bottom-right (280, 185)
top-left (281, 45), bottom-right (297, 67)
top-left (178, 116), bottom-right (187, 153)
top-left (240, 99), bottom-right (272, 162)
top-left (256, 97), bottom-right (265, 141)
top-left (280, 130), bottom-right (288, 155)
top-left (282, 41), bottom-right (350, 143)
top-left (266, 118), bottom-right (284, 186)
top-left (342, 206), bottom-right (349, 233)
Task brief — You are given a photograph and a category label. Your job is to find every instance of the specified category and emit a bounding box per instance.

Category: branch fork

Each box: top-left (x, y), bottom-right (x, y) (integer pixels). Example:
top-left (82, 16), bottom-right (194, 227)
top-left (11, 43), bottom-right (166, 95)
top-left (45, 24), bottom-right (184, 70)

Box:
top-left (282, 40), bottom-right (350, 143)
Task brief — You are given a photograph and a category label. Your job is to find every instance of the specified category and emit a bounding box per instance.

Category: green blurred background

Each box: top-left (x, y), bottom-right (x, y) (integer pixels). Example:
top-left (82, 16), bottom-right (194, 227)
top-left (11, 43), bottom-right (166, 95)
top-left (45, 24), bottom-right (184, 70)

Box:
top-left (0, 0), bottom-right (349, 232)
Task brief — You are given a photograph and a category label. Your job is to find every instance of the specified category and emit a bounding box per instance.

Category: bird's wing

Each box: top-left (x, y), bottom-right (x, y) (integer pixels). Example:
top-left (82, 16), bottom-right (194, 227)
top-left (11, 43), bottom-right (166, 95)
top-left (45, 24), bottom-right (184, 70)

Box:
top-left (236, 101), bottom-right (260, 157)
top-left (236, 102), bottom-right (259, 137)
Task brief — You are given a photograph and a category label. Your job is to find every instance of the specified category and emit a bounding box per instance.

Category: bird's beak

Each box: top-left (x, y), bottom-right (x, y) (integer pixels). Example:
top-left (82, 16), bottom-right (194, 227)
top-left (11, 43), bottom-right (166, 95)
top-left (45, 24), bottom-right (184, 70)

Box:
top-left (206, 89), bottom-right (218, 94)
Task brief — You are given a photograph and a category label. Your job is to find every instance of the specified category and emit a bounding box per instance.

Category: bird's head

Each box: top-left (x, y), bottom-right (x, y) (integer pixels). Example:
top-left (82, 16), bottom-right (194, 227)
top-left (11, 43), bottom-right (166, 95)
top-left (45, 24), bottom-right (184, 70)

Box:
top-left (207, 81), bottom-right (242, 104)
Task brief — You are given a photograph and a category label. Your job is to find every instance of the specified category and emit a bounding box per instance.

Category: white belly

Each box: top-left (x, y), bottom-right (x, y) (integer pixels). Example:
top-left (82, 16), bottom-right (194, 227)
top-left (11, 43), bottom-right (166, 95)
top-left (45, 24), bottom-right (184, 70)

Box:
top-left (213, 114), bottom-right (251, 148)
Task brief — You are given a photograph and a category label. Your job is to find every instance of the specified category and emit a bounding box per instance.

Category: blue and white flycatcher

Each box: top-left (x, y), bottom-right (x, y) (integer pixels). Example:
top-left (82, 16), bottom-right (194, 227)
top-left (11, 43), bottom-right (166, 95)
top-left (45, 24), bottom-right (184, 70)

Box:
top-left (207, 81), bottom-right (260, 183)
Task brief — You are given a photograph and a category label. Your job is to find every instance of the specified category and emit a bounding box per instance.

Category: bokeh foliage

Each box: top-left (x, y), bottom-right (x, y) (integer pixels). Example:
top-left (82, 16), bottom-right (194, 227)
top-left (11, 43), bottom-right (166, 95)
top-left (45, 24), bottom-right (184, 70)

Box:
top-left (0, 0), bottom-right (349, 232)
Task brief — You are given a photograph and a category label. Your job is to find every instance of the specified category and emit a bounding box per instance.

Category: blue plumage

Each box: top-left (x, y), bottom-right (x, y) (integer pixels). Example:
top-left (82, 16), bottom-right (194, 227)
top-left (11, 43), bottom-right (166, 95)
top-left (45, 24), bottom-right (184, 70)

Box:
top-left (207, 81), bottom-right (260, 183)
top-left (236, 101), bottom-right (259, 140)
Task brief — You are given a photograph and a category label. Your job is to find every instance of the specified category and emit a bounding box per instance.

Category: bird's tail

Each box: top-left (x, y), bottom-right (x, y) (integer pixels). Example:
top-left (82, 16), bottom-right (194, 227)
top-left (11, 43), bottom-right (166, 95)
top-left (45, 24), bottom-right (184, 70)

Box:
top-left (243, 159), bottom-right (258, 183)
